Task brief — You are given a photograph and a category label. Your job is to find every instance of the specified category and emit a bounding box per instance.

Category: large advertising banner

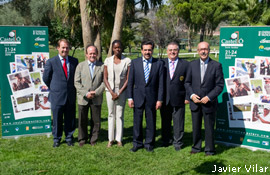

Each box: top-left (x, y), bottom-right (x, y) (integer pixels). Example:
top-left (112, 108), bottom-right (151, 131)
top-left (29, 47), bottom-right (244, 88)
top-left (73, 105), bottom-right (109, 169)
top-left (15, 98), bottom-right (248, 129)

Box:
top-left (217, 26), bottom-right (270, 151)
top-left (0, 26), bottom-right (51, 138)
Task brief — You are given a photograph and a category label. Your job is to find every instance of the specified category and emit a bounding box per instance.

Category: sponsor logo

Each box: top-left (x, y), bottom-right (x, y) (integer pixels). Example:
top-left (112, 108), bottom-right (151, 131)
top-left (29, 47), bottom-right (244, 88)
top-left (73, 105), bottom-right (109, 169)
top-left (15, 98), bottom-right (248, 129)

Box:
top-left (15, 127), bottom-right (19, 131)
top-left (33, 30), bottom-right (46, 35)
top-left (0, 30), bottom-right (21, 44)
top-left (240, 137), bottom-right (244, 142)
top-left (259, 45), bottom-right (270, 51)
top-left (258, 31), bottom-right (270, 37)
top-left (4, 129), bottom-right (9, 133)
top-left (32, 126), bottom-right (43, 129)
top-left (45, 125), bottom-right (50, 129)
top-left (262, 141), bottom-right (269, 146)
top-left (34, 43), bottom-right (46, 48)
top-left (221, 31), bottom-right (244, 47)
top-left (260, 38), bottom-right (270, 43)
top-left (35, 37), bottom-right (46, 41)
top-left (26, 126), bottom-right (29, 131)
top-left (228, 136), bottom-right (232, 140)
top-left (247, 139), bottom-right (260, 144)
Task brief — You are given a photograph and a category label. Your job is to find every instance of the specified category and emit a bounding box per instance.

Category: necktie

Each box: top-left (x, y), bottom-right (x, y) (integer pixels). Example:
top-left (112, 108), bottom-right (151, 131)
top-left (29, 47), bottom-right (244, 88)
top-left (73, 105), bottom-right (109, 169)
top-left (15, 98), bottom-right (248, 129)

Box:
top-left (90, 63), bottom-right (94, 78)
top-left (63, 58), bottom-right (67, 78)
top-left (201, 62), bottom-right (205, 83)
top-left (170, 61), bottom-right (175, 79)
top-left (144, 60), bottom-right (150, 83)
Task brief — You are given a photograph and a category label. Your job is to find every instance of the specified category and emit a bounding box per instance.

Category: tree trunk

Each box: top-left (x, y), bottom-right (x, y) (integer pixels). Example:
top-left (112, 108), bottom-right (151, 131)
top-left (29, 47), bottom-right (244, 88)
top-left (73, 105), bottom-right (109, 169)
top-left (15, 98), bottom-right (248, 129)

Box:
top-left (107, 0), bottom-right (127, 57)
top-left (200, 23), bottom-right (206, 42)
top-left (94, 28), bottom-right (102, 61)
top-left (188, 26), bottom-right (192, 52)
top-left (79, 0), bottom-right (93, 58)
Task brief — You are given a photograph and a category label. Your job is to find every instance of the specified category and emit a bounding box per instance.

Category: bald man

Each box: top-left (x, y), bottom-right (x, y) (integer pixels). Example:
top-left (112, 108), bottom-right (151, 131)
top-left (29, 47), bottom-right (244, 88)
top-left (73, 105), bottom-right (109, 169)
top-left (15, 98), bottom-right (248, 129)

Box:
top-left (185, 42), bottom-right (224, 155)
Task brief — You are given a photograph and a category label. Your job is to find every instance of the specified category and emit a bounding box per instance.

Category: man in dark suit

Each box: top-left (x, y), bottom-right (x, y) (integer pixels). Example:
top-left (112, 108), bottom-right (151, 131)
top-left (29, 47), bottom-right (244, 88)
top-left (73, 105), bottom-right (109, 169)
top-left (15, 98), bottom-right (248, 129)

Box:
top-left (185, 41), bottom-right (224, 155)
top-left (127, 40), bottom-right (164, 152)
top-left (74, 45), bottom-right (105, 147)
top-left (160, 42), bottom-right (189, 151)
top-left (43, 39), bottom-right (78, 147)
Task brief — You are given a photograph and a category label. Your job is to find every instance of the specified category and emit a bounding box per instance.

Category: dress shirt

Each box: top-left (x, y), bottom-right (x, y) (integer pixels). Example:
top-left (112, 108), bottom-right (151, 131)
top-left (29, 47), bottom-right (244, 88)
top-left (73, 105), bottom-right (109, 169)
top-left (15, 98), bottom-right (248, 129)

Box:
top-left (59, 54), bottom-right (70, 78)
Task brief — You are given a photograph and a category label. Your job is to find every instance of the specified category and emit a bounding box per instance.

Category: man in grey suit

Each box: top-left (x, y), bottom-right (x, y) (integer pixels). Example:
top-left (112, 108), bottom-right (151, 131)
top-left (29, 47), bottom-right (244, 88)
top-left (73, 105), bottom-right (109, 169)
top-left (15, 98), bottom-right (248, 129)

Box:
top-left (43, 39), bottom-right (78, 147)
top-left (74, 45), bottom-right (105, 147)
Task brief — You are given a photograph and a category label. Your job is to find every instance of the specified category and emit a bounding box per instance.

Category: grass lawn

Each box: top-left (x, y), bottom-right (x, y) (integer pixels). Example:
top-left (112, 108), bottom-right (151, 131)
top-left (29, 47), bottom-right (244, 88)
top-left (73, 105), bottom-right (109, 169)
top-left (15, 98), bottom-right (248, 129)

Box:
top-left (1, 48), bottom-right (270, 175)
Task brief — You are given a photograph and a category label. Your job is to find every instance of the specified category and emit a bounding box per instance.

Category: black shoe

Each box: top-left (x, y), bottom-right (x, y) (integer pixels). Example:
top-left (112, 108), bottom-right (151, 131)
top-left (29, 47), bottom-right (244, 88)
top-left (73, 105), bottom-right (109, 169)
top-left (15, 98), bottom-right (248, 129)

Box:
top-left (205, 152), bottom-right (215, 156)
top-left (175, 146), bottom-right (181, 151)
top-left (130, 147), bottom-right (141, 152)
top-left (190, 151), bottom-right (199, 155)
top-left (67, 141), bottom-right (74, 146)
top-left (53, 142), bottom-right (60, 148)
top-left (145, 147), bottom-right (154, 152)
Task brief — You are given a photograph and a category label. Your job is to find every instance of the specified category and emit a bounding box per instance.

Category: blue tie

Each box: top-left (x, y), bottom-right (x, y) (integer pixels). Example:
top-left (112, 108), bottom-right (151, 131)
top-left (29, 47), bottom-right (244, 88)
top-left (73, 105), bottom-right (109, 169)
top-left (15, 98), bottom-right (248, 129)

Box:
top-left (144, 60), bottom-right (150, 83)
top-left (90, 63), bottom-right (94, 78)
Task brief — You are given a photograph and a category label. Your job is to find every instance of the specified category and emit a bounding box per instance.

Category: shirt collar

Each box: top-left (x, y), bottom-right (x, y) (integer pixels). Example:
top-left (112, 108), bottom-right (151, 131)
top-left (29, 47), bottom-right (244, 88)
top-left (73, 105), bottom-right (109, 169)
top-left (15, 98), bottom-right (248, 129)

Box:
top-left (200, 57), bottom-right (209, 64)
top-left (59, 54), bottom-right (68, 61)
top-left (88, 60), bottom-right (96, 65)
top-left (169, 57), bottom-right (179, 63)
top-left (142, 57), bottom-right (152, 63)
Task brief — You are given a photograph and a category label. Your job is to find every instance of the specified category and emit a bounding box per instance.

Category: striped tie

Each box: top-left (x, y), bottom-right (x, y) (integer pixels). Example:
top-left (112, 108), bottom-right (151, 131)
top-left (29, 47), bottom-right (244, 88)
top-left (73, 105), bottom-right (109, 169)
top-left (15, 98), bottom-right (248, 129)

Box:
top-left (144, 60), bottom-right (150, 83)
top-left (170, 61), bottom-right (175, 79)
top-left (201, 62), bottom-right (205, 83)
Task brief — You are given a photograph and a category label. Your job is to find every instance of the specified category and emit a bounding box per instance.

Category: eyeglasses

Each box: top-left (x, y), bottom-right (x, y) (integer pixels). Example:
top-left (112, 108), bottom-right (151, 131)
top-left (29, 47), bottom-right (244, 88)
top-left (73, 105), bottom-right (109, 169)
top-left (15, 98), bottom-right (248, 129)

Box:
top-left (198, 48), bottom-right (209, 52)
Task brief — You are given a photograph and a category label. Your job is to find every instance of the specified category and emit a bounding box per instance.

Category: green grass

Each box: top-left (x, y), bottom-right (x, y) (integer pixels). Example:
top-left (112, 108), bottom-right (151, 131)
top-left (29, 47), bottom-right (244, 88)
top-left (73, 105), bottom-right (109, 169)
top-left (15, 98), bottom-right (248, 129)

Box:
top-left (1, 48), bottom-right (270, 175)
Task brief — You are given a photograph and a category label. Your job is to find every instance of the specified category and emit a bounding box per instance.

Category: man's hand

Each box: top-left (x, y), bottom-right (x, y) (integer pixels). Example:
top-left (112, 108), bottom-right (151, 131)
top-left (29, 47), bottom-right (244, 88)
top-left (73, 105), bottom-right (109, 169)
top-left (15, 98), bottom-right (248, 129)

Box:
top-left (155, 101), bottom-right (162, 110)
top-left (184, 100), bottom-right (189, 104)
top-left (86, 91), bottom-right (95, 99)
top-left (192, 94), bottom-right (201, 103)
top-left (201, 96), bottom-right (210, 104)
top-left (128, 99), bottom-right (134, 108)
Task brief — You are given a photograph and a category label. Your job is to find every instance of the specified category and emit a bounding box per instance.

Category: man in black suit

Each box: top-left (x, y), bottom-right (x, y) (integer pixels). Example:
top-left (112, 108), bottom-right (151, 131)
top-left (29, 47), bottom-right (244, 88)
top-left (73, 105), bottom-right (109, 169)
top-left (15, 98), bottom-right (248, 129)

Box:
top-left (185, 41), bottom-right (224, 155)
top-left (160, 42), bottom-right (189, 151)
top-left (43, 39), bottom-right (78, 147)
top-left (127, 40), bottom-right (164, 152)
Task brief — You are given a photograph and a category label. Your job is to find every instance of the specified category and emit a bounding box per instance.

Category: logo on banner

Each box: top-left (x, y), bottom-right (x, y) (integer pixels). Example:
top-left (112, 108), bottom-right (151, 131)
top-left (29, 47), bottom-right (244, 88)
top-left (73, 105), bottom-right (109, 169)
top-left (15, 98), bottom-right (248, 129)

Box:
top-left (45, 125), bottom-right (50, 129)
top-left (35, 37), bottom-right (45, 41)
top-left (33, 30), bottom-right (46, 35)
top-left (247, 139), bottom-right (260, 144)
top-left (32, 126), bottom-right (43, 129)
top-left (26, 126), bottom-right (29, 131)
top-left (262, 141), bottom-right (269, 146)
top-left (34, 43), bottom-right (46, 48)
top-left (258, 31), bottom-right (270, 36)
top-left (0, 30), bottom-right (21, 44)
top-left (260, 38), bottom-right (270, 43)
top-left (15, 127), bottom-right (19, 131)
top-left (259, 45), bottom-right (270, 51)
top-left (221, 31), bottom-right (244, 47)
top-left (4, 129), bottom-right (9, 133)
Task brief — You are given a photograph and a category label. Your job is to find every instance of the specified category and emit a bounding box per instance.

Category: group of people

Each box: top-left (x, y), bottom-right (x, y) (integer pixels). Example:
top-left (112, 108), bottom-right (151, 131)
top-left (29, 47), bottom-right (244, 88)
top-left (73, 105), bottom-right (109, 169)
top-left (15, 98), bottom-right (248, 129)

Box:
top-left (43, 38), bottom-right (224, 156)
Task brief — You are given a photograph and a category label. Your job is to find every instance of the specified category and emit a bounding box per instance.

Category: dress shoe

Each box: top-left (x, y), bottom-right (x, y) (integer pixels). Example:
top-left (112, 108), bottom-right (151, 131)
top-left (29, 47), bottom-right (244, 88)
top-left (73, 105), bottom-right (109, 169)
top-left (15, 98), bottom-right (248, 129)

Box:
top-left (67, 141), bottom-right (74, 146)
top-left (53, 142), bottom-right (60, 148)
top-left (117, 141), bottom-right (123, 147)
top-left (79, 141), bottom-right (85, 147)
top-left (190, 151), bottom-right (199, 155)
top-left (145, 147), bottom-right (154, 152)
top-left (130, 147), bottom-right (141, 152)
top-left (90, 142), bottom-right (96, 146)
top-left (107, 141), bottom-right (113, 148)
top-left (174, 146), bottom-right (181, 151)
top-left (205, 152), bottom-right (215, 156)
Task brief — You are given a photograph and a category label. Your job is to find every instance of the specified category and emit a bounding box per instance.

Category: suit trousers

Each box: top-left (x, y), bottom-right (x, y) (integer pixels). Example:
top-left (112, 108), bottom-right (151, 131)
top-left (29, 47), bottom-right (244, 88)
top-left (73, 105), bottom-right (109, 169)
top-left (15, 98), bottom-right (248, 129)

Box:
top-left (78, 101), bottom-right (101, 143)
top-left (52, 100), bottom-right (76, 143)
top-left (133, 103), bottom-right (156, 149)
top-left (161, 104), bottom-right (185, 147)
top-left (191, 106), bottom-right (216, 154)
top-left (106, 91), bottom-right (126, 142)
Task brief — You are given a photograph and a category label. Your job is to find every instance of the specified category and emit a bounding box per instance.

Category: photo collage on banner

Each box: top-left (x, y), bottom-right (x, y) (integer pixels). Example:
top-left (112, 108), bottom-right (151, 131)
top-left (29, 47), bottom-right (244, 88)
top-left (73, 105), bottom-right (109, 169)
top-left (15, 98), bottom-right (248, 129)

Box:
top-left (7, 52), bottom-right (50, 120)
top-left (225, 56), bottom-right (270, 132)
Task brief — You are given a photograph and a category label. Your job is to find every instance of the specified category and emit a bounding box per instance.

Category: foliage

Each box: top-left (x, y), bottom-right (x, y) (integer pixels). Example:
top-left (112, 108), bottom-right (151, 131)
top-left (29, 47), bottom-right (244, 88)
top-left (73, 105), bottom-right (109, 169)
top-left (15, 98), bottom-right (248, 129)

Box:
top-left (29, 0), bottom-right (53, 25)
top-left (0, 3), bottom-right (25, 25)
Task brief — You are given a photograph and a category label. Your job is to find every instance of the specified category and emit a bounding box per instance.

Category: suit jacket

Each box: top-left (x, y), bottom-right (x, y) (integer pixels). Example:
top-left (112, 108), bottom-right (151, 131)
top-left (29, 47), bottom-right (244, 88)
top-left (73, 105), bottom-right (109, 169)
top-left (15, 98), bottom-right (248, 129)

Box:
top-left (185, 58), bottom-right (224, 113)
top-left (104, 55), bottom-right (131, 91)
top-left (127, 57), bottom-right (164, 108)
top-left (162, 58), bottom-right (189, 107)
top-left (43, 55), bottom-right (78, 107)
top-left (74, 60), bottom-right (105, 105)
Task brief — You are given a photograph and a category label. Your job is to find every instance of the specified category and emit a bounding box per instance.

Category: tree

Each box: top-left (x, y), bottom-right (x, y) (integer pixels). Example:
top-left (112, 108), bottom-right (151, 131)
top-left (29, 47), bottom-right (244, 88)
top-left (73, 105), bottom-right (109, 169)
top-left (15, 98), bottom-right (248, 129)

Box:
top-left (0, 3), bottom-right (24, 25)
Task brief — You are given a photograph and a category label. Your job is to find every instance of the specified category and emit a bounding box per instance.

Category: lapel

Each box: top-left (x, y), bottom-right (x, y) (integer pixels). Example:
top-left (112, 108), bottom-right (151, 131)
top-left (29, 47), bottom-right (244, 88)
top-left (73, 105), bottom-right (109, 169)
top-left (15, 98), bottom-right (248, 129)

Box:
top-left (92, 61), bottom-right (101, 80)
top-left (83, 60), bottom-right (92, 82)
top-left (56, 55), bottom-right (67, 81)
top-left (137, 58), bottom-right (146, 85)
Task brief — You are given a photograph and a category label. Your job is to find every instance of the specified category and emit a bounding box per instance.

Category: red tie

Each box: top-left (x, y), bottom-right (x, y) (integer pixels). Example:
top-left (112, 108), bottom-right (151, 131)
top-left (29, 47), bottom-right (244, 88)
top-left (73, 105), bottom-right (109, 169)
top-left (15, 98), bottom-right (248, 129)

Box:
top-left (63, 58), bottom-right (68, 78)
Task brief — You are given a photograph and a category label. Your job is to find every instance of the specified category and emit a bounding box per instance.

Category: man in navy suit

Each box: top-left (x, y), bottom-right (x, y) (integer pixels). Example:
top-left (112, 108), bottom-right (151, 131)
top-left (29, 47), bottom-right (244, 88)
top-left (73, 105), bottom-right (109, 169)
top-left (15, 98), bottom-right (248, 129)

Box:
top-left (43, 39), bottom-right (78, 147)
top-left (185, 41), bottom-right (224, 155)
top-left (127, 40), bottom-right (164, 152)
top-left (160, 42), bottom-right (189, 151)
